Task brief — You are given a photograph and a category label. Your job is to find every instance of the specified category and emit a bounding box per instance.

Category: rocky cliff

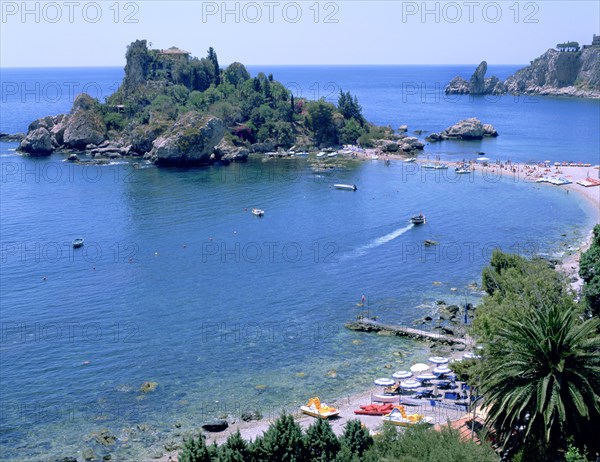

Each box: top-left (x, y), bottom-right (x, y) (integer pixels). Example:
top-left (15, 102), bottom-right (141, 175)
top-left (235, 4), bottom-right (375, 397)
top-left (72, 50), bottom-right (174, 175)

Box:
top-left (504, 47), bottom-right (600, 97)
top-left (445, 42), bottom-right (600, 98)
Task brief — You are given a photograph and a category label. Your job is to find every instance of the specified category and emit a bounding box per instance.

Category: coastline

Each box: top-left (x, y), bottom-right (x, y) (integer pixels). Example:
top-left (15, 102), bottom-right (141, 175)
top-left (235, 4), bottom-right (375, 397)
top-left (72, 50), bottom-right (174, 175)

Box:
top-left (158, 156), bottom-right (599, 462)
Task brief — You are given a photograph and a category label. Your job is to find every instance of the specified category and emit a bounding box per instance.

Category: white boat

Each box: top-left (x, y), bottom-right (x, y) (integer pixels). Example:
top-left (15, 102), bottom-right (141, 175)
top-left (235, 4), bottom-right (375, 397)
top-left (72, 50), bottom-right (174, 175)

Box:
top-left (410, 214), bottom-right (426, 225)
top-left (252, 208), bottom-right (265, 217)
top-left (327, 152), bottom-right (338, 158)
top-left (72, 237), bottom-right (84, 248)
top-left (422, 163), bottom-right (436, 169)
top-left (295, 151), bottom-right (309, 157)
top-left (316, 152), bottom-right (326, 158)
top-left (404, 158), bottom-right (417, 163)
top-left (455, 168), bottom-right (472, 174)
top-left (372, 393), bottom-right (400, 403)
top-left (382, 406), bottom-right (433, 427)
top-left (433, 163), bottom-right (448, 169)
top-left (334, 184), bottom-right (357, 191)
top-left (371, 154), bottom-right (379, 160)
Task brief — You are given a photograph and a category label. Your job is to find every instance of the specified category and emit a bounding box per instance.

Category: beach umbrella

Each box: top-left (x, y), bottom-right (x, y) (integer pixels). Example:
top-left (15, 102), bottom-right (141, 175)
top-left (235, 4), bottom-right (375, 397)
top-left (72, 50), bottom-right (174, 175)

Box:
top-left (374, 377), bottom-right (395, 387)
top-left (392, 370), bottom-right (413, 380)
top-left (410, 363), bottom-right (429, 373)
top-left (463, 352), bottom-right (482, 360)
top-left (399, 379), bottom-right (421, 389)
top-left (433, 365), bottom-right (452, 375)
top-left (428, 356), bottom-right (449, 365)
top-left (416, 373), bottom-right (437, 381)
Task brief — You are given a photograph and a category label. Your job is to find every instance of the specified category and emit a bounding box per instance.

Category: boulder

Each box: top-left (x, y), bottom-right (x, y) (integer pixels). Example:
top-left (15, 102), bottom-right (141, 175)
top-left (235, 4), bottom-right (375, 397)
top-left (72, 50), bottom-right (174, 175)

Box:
top-left (398, 124), bottom-right (408, 132)
top-left (425, 132), bottom-right (443, 142)
top-left (214, 139), bottom-right (249, 162)
top-left (440, 118), bottom-right (498, 140)
top-left (445, 76), bottom-right (470, 94)
top-left (201, 418), bottom-right (229, 432)
top-left (63, 94), bottom-right (107, 149)
top-left (67, 153), bottom-right (80, 162)
top-left (0, 132), bottom-right (25, 142)
top-left (18, 127), bottom-right (53, 155)
top-left (149, 113), bottom-right (224, 166)
top-left (241, 410), bottom-right (262, 422)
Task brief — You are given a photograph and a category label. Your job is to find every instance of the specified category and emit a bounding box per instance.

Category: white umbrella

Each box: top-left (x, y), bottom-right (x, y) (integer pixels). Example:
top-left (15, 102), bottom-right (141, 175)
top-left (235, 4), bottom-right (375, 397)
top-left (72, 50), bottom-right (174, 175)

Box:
top-left (429, 356), bottom-right (449, 364)
top-left (374, 377), bottom-right (395, 386)
top-left (416, 373), bottom-right (437, 381)
top-left (433, 366), bottom-right (452, 374)
top-left (392, 370), bottom-right (413, 380)
top-left (399, 379), bottom-right (421, 389)
top-left (410, 363), bottom-right (429, 373)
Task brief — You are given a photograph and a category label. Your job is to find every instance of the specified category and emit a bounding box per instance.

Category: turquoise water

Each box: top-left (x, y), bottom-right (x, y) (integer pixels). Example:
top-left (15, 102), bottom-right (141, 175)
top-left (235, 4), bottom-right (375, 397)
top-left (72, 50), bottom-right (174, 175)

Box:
top-left (0, 66), bottom-right (598, 461)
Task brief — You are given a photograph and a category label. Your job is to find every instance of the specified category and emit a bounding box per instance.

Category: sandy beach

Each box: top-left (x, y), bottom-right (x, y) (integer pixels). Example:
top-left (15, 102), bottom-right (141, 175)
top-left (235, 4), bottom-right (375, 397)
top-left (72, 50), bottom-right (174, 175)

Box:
top-left (158, 155), bottom-right (599, 462)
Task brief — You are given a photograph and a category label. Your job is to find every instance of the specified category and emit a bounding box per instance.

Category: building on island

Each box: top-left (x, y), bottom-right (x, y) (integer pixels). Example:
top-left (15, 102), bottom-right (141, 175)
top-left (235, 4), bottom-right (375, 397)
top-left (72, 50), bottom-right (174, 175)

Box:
top-left (159, 47), bottom-right (191, 62)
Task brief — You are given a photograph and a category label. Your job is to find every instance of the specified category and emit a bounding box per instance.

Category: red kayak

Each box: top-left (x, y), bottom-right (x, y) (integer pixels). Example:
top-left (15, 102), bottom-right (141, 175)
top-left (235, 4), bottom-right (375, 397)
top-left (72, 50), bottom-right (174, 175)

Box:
top-left (354, 403), bottom-right (394, 416)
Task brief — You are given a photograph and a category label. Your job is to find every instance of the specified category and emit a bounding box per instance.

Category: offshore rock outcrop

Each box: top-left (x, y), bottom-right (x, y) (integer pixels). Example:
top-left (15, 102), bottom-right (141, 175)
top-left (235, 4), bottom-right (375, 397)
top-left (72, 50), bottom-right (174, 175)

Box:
top-left (426, 118), bottom-right (498, 142)
top-left (445, 61), bottom-right (506, 96)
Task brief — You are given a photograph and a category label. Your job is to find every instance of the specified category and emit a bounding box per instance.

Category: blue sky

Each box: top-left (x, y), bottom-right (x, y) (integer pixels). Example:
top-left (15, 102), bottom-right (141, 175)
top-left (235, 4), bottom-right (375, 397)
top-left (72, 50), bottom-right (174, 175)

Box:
top-left (1, 1), bottom-right (599, 67)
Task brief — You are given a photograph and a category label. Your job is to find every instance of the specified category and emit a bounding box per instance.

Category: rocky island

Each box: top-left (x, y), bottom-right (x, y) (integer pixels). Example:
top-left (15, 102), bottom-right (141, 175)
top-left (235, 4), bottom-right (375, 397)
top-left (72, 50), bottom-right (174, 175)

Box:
top-left (17, 40), bottom-right (421, 165)
top-left (426, 118), bottom-right (498, 142)
top-left (445, 34), bottom-right (600, 98)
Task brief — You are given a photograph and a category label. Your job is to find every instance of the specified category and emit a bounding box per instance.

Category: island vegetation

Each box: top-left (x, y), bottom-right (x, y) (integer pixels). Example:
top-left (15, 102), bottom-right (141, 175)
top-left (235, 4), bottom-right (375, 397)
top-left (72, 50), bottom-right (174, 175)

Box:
top-left (18, 40), bottom-right (414, 165)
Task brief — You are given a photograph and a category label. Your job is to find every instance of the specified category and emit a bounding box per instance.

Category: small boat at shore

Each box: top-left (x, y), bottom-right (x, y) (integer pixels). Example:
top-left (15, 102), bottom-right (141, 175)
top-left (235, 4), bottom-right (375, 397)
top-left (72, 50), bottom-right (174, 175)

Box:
top-left (410, 214), bottom-right (426, 225)
top-left (422, 163), bottom-right (436, 169)
top-left (372, 393), bottom-right (400, 403)
top-left (301, 397), bottom-right (340, 419)
top-left (404, 157), bottom-right (416, 163)
top-left (455, 167), bottom-right (472, 174)
top-left (433, 163), bottom-right (448, 170)
top-left (72, 237), bottom-right (84, 248)
top-left (334, 184), bottom-right (357, 191)
top-left (252, 208), bottom-right (265, 217)
top-left (354, 403), bottom-right (394, 415)
top-left (316, 151), bottom-right (326, 158)
top-left (327, 152), bottom-right (338, 158)
top-left (382, 406), bottom-right (433, 427)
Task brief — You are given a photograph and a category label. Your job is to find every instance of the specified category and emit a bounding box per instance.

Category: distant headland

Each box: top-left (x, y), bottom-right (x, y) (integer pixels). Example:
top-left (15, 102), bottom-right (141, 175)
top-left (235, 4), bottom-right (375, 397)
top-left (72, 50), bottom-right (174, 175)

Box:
top-left (445, 34), bottom-right (600, 98)
top-left (16, 40), bottom-right (425, 165)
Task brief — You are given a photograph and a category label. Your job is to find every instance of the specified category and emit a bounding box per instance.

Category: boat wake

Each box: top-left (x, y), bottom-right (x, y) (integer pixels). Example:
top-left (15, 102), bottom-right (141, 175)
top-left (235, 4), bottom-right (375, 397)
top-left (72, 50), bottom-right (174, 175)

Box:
top-left (340, 224), bottom-right (414, 260)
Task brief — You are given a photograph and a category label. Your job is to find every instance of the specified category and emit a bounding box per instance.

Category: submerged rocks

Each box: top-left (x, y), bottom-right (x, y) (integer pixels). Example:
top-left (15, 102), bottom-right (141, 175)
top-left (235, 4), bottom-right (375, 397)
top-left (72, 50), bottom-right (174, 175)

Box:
top-left (92, 429), bottom-right (117, 446)
top-left (149, 113), bottom-right (224, 166)
top-left (427, 118), bottom-right (498, 141)
top-left (140, 381), bottom-right (158, 393)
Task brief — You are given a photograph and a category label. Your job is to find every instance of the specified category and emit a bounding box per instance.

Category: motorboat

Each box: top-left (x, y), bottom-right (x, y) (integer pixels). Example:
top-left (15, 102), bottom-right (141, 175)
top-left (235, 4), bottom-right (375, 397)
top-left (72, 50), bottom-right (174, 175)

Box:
top-left (72, 237), bottom-right (84, 248)
top-left (410, 214), bottom-right (426, 225)
top-left (382, 406), bottom-right (433, 427)
top-left (404, 158), bottom-right (417, 163)
top-left (433, 163), bottom-right (448, 169)
top-left (422, 163), bottom-right (436, 169)
top-left (334, 184), bottom-right (357, 191)
top-left (251, 208), bottom-right (265, 217)
top-left (316, 152), bottom-right (326, 158)
top-left (301, 397), bottom-right (340, 418)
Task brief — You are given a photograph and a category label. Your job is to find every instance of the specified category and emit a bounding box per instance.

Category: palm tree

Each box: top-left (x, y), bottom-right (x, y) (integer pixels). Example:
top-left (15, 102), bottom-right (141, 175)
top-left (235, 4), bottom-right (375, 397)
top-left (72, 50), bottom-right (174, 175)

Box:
top-left (478, 303), bottom-right (600, 459)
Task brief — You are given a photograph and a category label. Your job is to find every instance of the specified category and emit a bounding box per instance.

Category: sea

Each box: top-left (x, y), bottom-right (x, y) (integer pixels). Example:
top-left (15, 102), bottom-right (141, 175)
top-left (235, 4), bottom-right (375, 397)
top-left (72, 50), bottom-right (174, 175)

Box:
top-left (1, 65), bottom-right (599, 461)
